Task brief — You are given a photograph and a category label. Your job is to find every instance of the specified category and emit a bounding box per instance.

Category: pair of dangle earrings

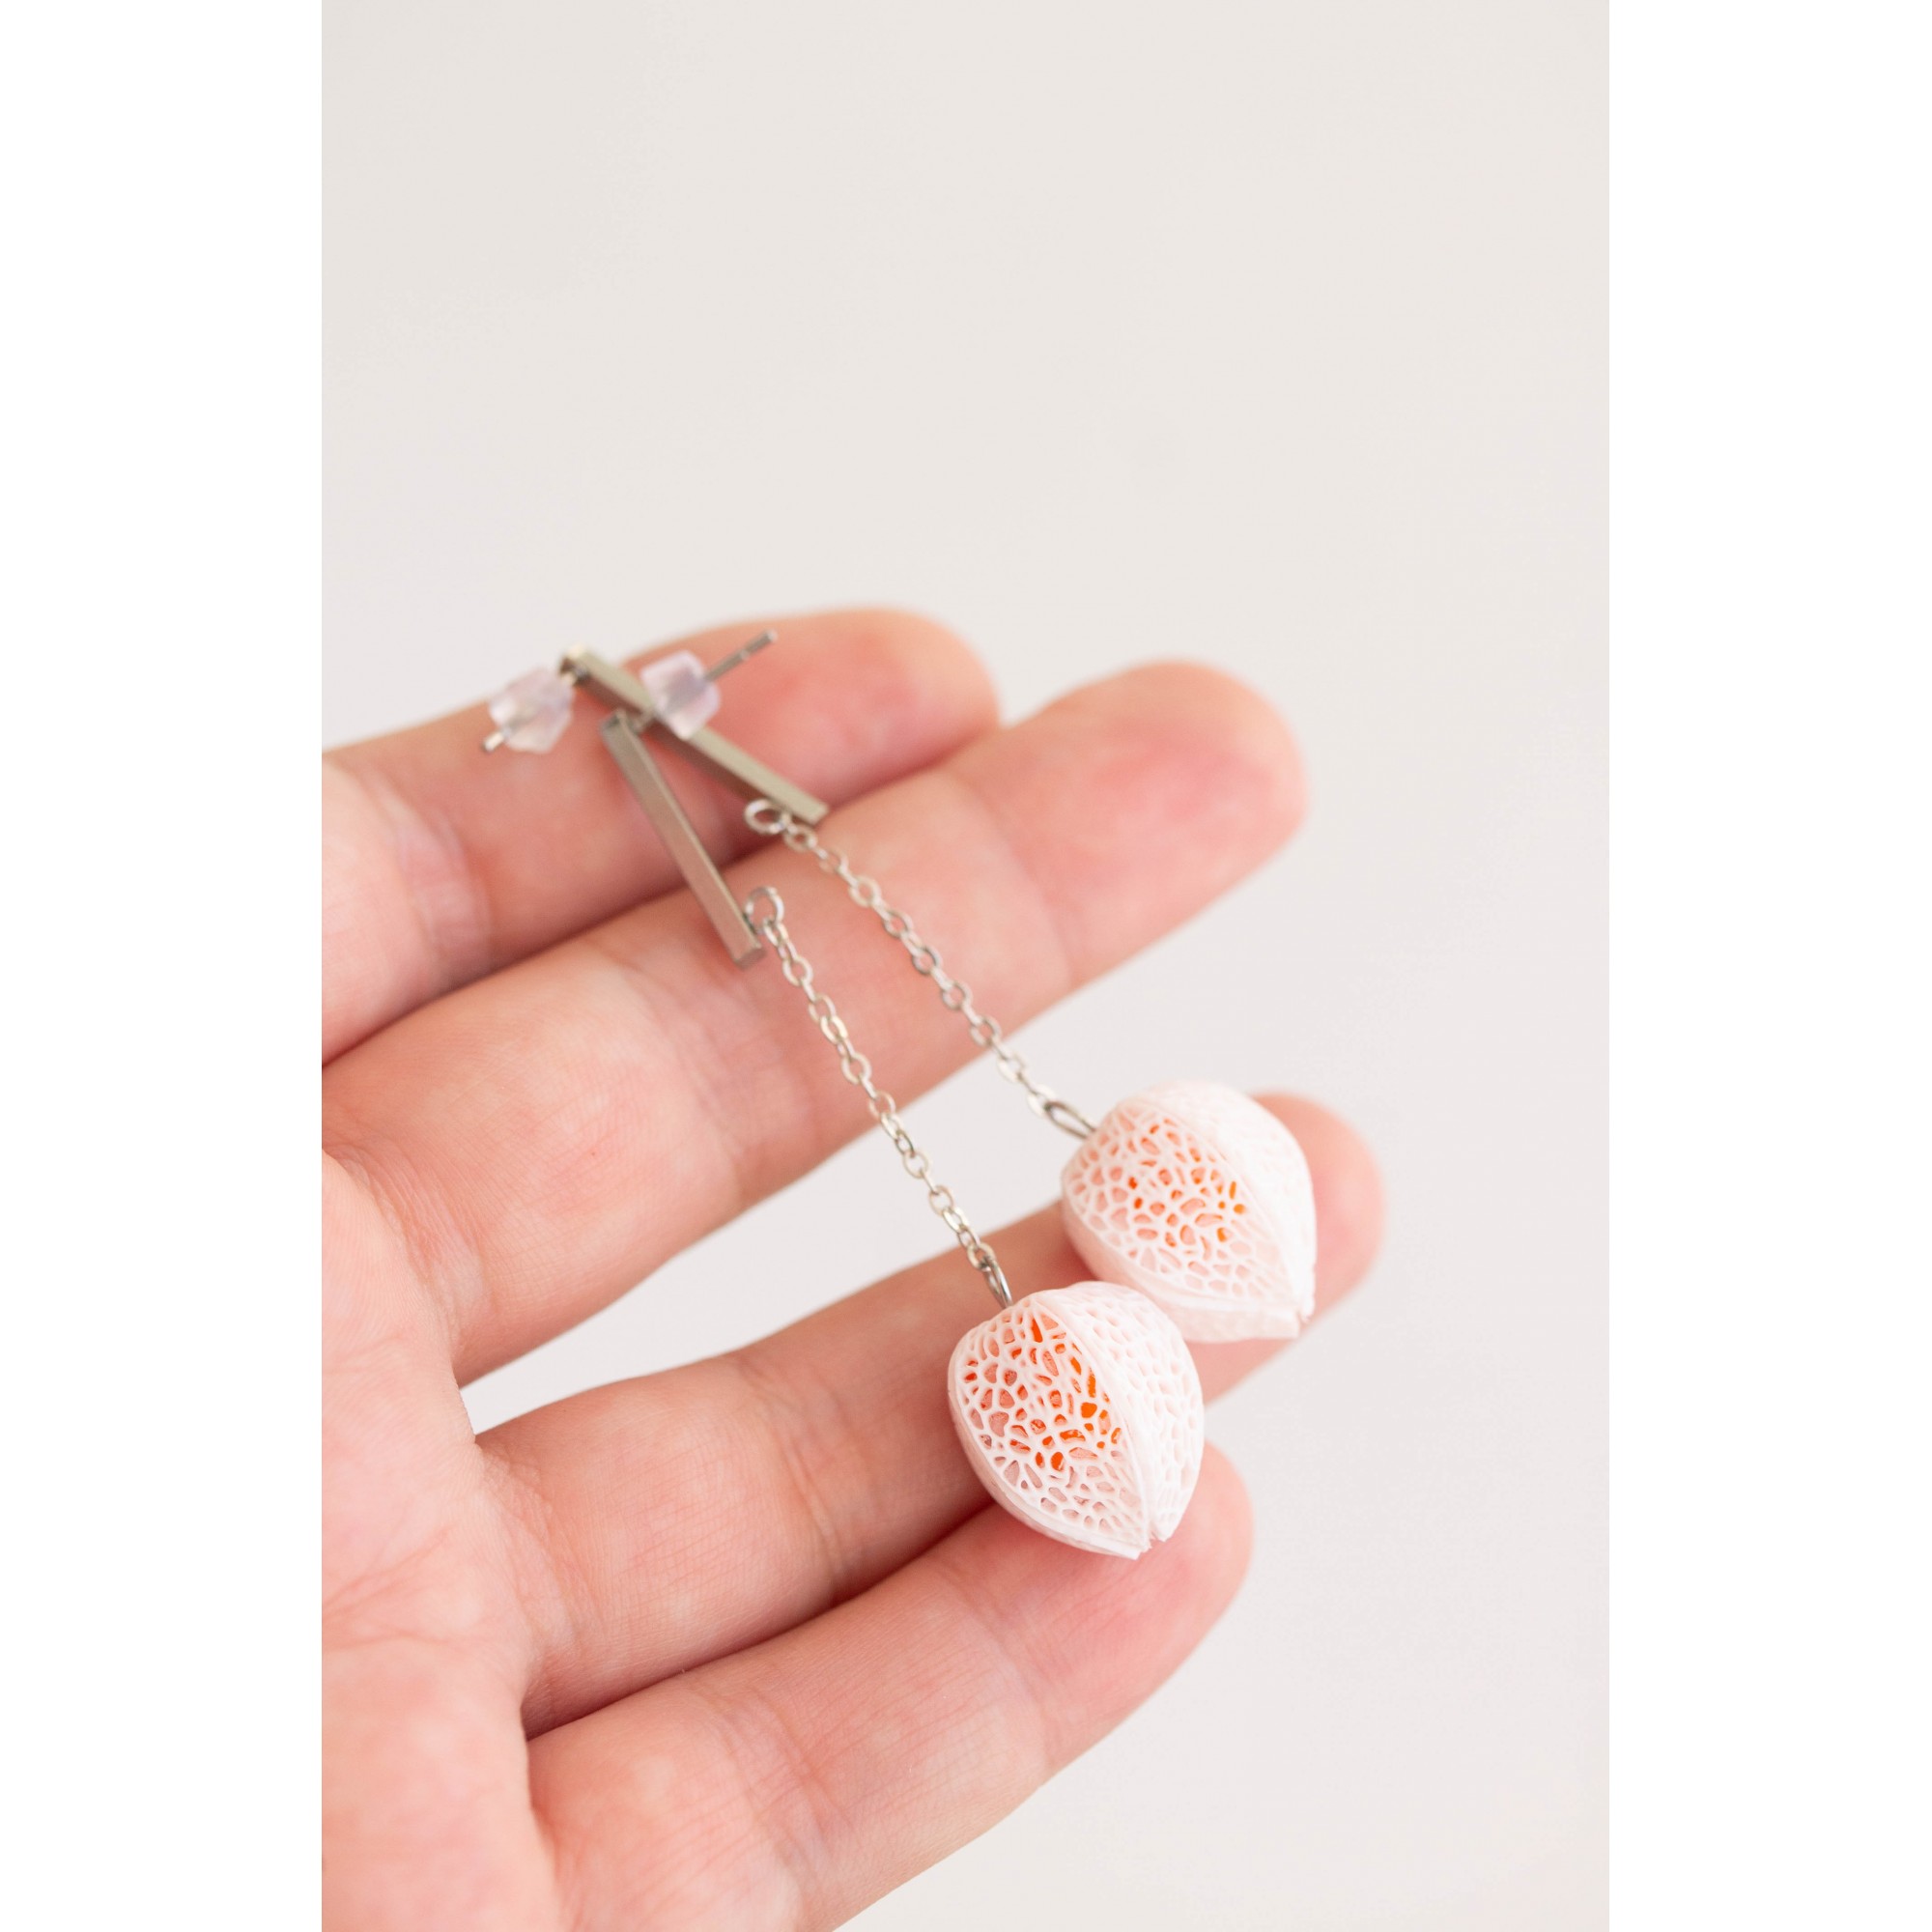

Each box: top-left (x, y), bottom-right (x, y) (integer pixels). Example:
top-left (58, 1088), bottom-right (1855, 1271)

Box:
top-left (486, 635), bottom-right (1318, 1559)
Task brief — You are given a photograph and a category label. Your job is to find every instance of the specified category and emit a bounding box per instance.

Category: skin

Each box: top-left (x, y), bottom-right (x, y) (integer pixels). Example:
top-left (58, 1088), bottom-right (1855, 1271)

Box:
top-left (323, 610), bottom-right (1384, 1931)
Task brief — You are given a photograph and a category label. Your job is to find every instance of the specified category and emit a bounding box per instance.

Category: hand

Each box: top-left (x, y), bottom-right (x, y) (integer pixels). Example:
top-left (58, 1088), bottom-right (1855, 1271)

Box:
top-left (323, 611), bottom-right (1382, 1930)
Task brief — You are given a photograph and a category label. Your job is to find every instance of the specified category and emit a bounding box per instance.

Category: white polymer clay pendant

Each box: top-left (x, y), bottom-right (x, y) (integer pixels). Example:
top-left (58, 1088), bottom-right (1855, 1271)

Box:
top-left (1061, 1080), bottom-right (1318, 1343)
top-left (948, 1281), bottom-right (1205, 1559)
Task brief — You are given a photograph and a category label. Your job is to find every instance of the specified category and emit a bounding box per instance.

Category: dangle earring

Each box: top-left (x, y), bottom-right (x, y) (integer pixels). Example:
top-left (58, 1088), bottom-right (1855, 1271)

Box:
top-left (737, 882), bottom-right (1204, 1560)
top-left (748, 815), bottom-right (1321, 1345)
top-left (483, 632), bottom-right (1311, 1557)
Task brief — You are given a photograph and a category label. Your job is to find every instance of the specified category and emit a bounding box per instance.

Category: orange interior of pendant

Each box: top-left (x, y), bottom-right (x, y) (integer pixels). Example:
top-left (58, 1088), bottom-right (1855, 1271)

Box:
top-left (957, 1310), bottom-right (1122, 1476)
top-left (1115, 1139), bottom-right (1249, 1251)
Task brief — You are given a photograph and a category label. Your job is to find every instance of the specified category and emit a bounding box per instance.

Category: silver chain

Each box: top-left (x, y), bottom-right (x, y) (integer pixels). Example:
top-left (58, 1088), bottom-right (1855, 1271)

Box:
top-left (743, 884), bottom-right (1014, 1310)
top-left (744, 800), bottom-right (1097, 1140)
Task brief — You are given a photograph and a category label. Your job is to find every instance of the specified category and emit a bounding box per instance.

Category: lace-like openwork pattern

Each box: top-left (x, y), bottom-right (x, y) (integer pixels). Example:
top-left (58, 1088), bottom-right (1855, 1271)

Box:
top-left (948, 1282), bottom-right (1204, 1558)
top-left (1061, 1080), bottom-right (1318, 1342)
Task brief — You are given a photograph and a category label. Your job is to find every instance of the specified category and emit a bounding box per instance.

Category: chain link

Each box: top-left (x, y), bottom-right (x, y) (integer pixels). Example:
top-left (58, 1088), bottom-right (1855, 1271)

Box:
top-left (743, 885), bottom-right (1013, 1309)
top-left (744, 800), bottom-right (1097, 1140)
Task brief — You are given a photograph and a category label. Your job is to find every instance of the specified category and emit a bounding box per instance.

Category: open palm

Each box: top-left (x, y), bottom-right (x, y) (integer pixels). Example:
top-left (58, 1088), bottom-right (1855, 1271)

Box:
top-left (322, 611), bottom-right (1381, 1930)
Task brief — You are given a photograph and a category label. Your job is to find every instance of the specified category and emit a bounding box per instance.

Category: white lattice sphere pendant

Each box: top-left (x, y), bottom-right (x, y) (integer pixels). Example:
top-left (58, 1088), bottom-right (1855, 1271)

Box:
top-left (1061, 1081), bottom-right (1318, 1343)
top-left (948, 1282), bottom-right (1205, 1559)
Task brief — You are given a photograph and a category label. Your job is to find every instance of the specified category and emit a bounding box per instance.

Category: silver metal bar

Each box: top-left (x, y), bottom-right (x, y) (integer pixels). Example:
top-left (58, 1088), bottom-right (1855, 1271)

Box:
top-left (655, 725), bottom-right (829, 824)
top-left (599, 714), bottom-right (764, 967)
top-left (563, 647), bottom-right (830, 825)
top-left (565, 650), bottom-right (657, 717)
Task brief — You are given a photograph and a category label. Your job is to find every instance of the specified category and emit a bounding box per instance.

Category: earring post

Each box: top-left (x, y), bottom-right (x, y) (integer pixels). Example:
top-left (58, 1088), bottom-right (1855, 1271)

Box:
top-left (702, 629), bottom-right (778, 682)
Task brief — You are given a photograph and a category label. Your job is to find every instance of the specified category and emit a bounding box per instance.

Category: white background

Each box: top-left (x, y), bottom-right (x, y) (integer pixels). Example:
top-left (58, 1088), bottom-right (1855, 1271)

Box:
top-left (326, 4), bottom-right (1605, 1925)
top-left (29, 4), bottom-right (1932, 1930)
